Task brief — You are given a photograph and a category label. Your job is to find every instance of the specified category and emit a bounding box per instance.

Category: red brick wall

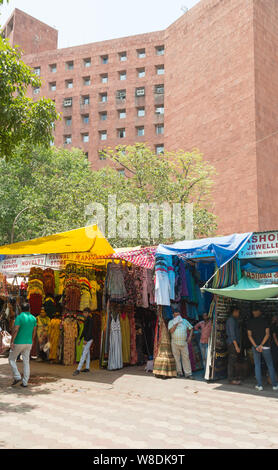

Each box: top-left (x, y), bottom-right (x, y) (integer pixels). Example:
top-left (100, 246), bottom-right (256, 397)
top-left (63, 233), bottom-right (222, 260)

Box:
top-left (254, 0), bottom-right (278, 231)
top-left (4, 9), bottom-right (58, 54)
top-left (4, 2), bottom-right (278, 235)
top-left (22, 31), bottom-right (165, 169)
top-left (164, 0), bottom-right (258, 235)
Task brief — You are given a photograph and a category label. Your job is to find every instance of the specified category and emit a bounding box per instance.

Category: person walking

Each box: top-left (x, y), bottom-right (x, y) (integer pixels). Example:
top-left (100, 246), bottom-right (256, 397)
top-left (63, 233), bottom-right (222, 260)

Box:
top-left (226, 308), bottom-right (241, 385)
top-left (194, 313), bottom-right (212, 369)
top-left (8, 302), bottom-right (37, 388)
top-left (168, 310), bottom-right (194, 379)
top-left (247, 307), bottom-right (278, 392)
top-left (73, 308), bottom-right (93, 376)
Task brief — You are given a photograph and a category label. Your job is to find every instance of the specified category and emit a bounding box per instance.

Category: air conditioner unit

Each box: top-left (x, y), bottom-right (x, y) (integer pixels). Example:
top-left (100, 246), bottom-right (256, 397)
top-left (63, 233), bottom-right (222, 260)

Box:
top-left (136, 89), bottom-right (145, 96)
top-left (64, 99), bottom-right (72, 107)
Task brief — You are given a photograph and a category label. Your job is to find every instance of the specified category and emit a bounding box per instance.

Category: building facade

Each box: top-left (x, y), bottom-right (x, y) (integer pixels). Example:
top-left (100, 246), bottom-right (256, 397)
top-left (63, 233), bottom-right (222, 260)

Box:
top-left (2, 1), bottom-right (278, 235)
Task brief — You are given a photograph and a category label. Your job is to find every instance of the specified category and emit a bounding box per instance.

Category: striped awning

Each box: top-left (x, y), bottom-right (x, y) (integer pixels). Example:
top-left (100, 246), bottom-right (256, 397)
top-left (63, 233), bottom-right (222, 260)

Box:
top-left (111, 246), bottom-right (157, 269)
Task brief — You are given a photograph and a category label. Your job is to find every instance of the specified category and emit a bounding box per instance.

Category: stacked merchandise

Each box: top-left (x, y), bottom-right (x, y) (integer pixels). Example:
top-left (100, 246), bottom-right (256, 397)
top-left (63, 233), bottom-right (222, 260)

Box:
top-left (27, 267), bottom-right (45, 316)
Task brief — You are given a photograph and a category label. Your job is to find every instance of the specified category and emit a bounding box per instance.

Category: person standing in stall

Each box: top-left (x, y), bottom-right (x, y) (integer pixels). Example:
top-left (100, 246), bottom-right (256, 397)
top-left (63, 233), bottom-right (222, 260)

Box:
top-left (194, 313), bottom-right (212, 370)
top-left (8, 302), bottom-right (37, 388)
top-left (168, 309), bottom-right (194, 379)
top-left (73, 308), bottom-right (93, 376)
top-left (226, 308), bottom-right (241, 385)
top-left (247, 307), bottom-right (278, 392)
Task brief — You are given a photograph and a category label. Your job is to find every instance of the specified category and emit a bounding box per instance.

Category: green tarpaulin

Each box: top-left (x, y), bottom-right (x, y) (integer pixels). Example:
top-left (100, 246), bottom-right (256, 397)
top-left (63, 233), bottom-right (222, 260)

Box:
top-left (202, 276), bottom-right (278, 301)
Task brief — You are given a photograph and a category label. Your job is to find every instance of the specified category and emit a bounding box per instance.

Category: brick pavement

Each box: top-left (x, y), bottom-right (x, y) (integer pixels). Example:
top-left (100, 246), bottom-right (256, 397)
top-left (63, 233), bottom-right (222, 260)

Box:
top-left (0, 357), bottom-right (278, 449)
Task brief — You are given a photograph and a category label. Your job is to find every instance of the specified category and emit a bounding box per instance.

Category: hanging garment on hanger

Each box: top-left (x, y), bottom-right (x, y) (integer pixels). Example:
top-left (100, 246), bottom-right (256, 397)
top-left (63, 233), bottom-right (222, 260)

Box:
top-left (108, 315), bottom-right (123, 370)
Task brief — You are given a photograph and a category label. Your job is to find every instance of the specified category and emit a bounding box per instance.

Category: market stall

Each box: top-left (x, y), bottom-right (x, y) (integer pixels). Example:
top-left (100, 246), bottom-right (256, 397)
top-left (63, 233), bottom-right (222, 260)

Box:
top-left (153, 232), bottom-right (254, 380)
top-left (0, 233), bottom-right (159, 373)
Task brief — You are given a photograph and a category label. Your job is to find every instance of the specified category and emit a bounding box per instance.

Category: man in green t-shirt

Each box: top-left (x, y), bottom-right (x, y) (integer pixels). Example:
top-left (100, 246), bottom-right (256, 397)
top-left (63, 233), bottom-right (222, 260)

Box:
top-left (9, 302), bottom-right (37, 387)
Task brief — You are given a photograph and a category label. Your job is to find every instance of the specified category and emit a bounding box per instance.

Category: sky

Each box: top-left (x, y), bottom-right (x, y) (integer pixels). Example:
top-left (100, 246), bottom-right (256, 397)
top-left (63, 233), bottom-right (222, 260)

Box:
top-left (0, 0), bottom-right (201, 48)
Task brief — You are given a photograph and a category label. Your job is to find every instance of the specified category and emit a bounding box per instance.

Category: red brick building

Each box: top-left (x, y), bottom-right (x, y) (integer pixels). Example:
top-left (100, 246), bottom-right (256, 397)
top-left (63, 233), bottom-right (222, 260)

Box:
top-left (2, 1), bottom-right (278, 235)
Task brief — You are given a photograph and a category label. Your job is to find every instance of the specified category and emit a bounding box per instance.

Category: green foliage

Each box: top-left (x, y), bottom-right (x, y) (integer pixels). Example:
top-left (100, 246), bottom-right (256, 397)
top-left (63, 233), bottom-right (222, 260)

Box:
top-left (0, 144), bottom-right (217, 247)
top-left (0, 37), bottom-right (59, 159)
top-left (96, 144), bottom-right (217, 246)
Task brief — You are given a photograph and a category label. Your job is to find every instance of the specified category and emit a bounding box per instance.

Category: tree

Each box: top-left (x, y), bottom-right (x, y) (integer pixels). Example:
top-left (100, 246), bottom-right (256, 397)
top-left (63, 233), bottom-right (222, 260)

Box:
top-left (0, 144), bottom-right (217, 247)
top-left (98, 144), bottom-right (217, 246)
top-left (0, 21), bottom-right (59, 159)
top-left (0, 147), bottom-right (97, 244)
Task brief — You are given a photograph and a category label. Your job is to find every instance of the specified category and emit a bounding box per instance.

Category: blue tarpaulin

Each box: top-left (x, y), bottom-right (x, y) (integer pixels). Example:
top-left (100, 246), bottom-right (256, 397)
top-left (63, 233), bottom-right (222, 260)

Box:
top-left (156, 233), bottom-right (253, 268)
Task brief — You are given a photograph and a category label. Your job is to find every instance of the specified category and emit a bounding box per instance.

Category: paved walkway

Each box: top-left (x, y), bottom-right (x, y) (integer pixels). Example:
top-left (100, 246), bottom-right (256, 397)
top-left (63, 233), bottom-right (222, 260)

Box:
top-left (0, 357), bottom-right (278, 449)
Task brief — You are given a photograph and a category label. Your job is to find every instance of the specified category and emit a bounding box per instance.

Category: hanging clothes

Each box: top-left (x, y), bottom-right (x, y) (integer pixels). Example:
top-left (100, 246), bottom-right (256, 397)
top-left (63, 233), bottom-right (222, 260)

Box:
top-left (155, 255), bottom-right (172, 306)
top-left (63, 317), bottom-right (78, 366)
top-left (49, 317), bottom-right (61, 361)
top-left (76, 321), bottom-right (84, 362)
top-left (108, 315), bottom-right (123, 370)
top-left (120, 312), bottom-right (130, 364)
top-left (91, 312), bottom-right (101, 360)
top-left (153, 311), bottom-right (177, 378)
top-left (129, 308), bottom-right (138, 365)
top-left (105, 262), bottom-right (127, 302)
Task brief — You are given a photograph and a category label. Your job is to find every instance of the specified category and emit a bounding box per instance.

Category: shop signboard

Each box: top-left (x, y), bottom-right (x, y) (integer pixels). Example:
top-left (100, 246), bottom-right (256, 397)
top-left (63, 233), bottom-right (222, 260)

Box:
top-left (0, 255), bottom-right (46, 275)
top-left (243, 270), bottom-right (278, 285)
top-left (0, 252), bottom-right (106, 275)
top-left (239, 232), bottom-right (278, 259)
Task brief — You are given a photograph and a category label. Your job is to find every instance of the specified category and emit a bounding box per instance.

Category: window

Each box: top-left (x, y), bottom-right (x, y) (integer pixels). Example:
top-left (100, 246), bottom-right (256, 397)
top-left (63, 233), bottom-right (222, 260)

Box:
top-left (65, 117), bottom-right (72, 126)
top-left (137, 68), bottom-right (145, 78)
top-left (156, 65), bottom-right (165, 75)
top-left (33, 87), bottom-right (40, 95)
top-left (49, 82), bottom-right (56, 91)
top-left (155, 105), bottom-right (164, 115)
top-left (116, 89), bottom-right (126, 100)
top-left (85, 152), bottom-right (89, 159)
top-left (99, 112), bottom-right (107, 121)
top-left (156, 45), bottom-right (165, 56)
top-left (118, 128), bottom-right (126, 138)
top-left (101, 55), bottom-right (108, 64)
top-left (137, 126), bottom-right (145, 137)
top-left (81, 95), bottom-right (90, 105)
top-left (64, 98), bottom-right (72, 107)
top-left (119, 71), bottom-right (127, 81)
top-left (100, 92), bottom-right (108, 103)
top-left (137, 107), bottom-right (145, 117)
top-left (66, 61), bottom-right (74, 71)
top-left (65, 79), bottom-right (73, 89)
top-left (137, 48), bottom-right (146, 58)
top-left (83, 76), bottom-right (91, 86)
top-left (156, 124), bottom-right (164, 135)
top-left (101, 74), bottom-right (108, 84)
top-left (64, 135), bottom-right (72, 145)
top-left (84, 58), bottom-right (91, 68)
top-left (155, 84), bottom-right (164, 94)
top-left (156, 144), bottom-right (164, 155)
top-left (50, 64), bottom-right (57, 73)
top-left (82, 133), bottom-right (89, 143)
top-left (100, 131), bottom-right (107, 141)
top-left (34, 67), bottom-right (41, 76)
top-left (119, 51), bottom-right (127, 62)
top-left (135, 87), bottom-right (145, 97)
top-left (82, 114), bottom-right (89, 124)
top-left (118, 109), bottom-right (126, 119)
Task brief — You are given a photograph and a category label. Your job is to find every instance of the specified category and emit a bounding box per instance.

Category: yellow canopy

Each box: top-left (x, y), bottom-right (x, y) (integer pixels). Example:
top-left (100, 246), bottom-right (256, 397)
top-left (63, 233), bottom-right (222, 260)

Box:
top-left (0, 225), bottom-right (114, 257)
